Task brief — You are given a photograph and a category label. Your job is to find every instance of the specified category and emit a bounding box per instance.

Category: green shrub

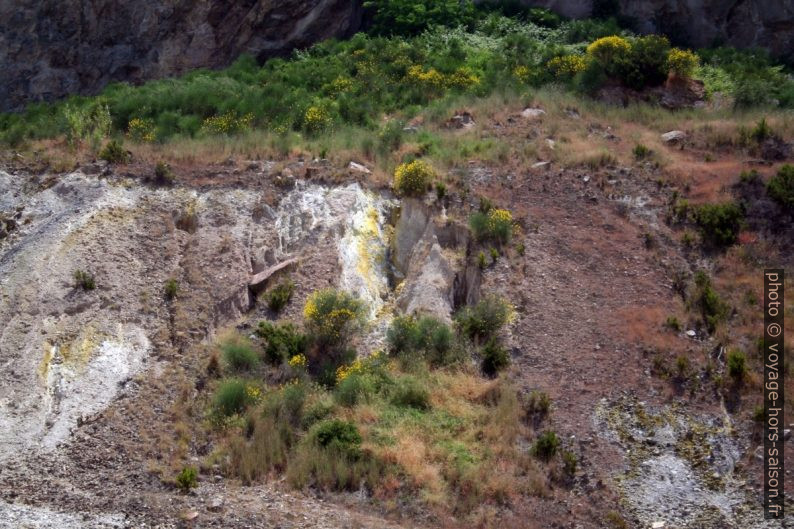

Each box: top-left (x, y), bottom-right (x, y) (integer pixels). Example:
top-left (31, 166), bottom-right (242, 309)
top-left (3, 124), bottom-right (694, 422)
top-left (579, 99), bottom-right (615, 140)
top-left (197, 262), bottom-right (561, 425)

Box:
top-left (469, 208), bottom-right (513, 244)
top-left (221, 336), bottom-right (259, 372)
top-left (525, 390), bottom-right (551, 418)
top-left (727, 349), bottom-right (747, 381)
top-left (633, 143), bottom-right (651, 159)
top-left (750, 117), bottom-right (772, 142)
top-left (562, 450), bottom-right (577, 478)
top-left (664, 315), bottom-right (681, 332)
top-left (532, 431), bottom-right (560, 461)
top-left (386, 315), bottom-right (457, 367)
top-left (390, 376), bottom-right (431, 410)
top-left (692, 271), bottom-right (730, 332)
top-left (622, 35), bottom-right (671, 89)
top-left (154, 161), bottom-right (174, 185)
top-left (692, 202), bottom-right (743, 247)
top-left (213, 379), bottom-right (253, 417)
top-left (334, 373), bottom-right (376, 407)
top-left (481, 338), bottom-right (510, 376)
top-left (175, 466), bottom-right (198, 492)
top-left (98, 139), bottom-right (130, 164)
top-left (364, 0), bottom-right (476, 36)
top-left (455, 294), bottom-right (512, 342)
top-left (312, 419), bottom-right (362, 451)
top-left (164, 278), bottom-right (179, 300)
top-left (73, 270), bottom-right (96, 291)
top-left (64, 103), bottom-right (111, 149)
top-left (477, 250), bottom-right (488, 269)
top-left (767, 164), bottom-right (794, 210)
top-left (667, 48), bottom-right (699, 78)
top-left (393, 160), bottom-right (435, 196)
top-left (256, 321), bottom-right (308, 365)
top-left (303, 289), bottom-right (366, 348)
top-left (264, 279), bottom-right (295, 313)
top-left (262, 381), bottom-right (308, 428)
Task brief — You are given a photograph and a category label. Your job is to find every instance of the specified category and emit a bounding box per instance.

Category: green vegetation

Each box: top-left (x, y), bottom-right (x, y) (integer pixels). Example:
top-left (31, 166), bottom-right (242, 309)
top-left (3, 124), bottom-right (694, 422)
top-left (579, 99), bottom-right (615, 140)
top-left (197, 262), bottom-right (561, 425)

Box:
top-left (469, 207), bottom-right (514, 244)
top-left (481, 338), bottom-right (510, 376)
top-left (4, 7), bottom-right (792, 148)
top-left (220, 335), bottom-right (259, 372)
top-left (154, 161), bottom-right (174, 185)
top-left (175, 466), bottom-right (198, 492)
top-left (767, 164), bottom-right (794, 211)
top-left (164, 278), bottom-right (179, 300)
top-left (256, 321), bottom-right (308, 365)
top-left (393, 159), bottom-right (435, 196)
top-left (632, 143), bottom-right (651, 159)
top-left (455, 294), bottom-right (513, 342)
top-left (531, 430), bottom-right (560, 461)
top-left (692, 202), bottom-right (743, 248)
top-left (73, 269), bottom-right (96, 291)
top-left (386, 314), bottom-right (458, 367)
top-left (264, 279), bottom-right (295, 313)
top-left (212, 379), bottom-right (254, 417)
top-left (664, 315), bottom-right (681, 332)
top-left (727, 349), bottom-right (747, 381)
top-left (98, 139), bottom-right (130, 164)
top-left (691, 271), bottom-right (730, 333)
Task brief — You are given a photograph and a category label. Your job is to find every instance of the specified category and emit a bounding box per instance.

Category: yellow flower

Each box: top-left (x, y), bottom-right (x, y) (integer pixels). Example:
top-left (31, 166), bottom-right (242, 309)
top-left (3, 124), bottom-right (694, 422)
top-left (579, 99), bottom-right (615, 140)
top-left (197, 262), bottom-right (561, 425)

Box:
top-left (288, 354), bottom-right (307, 369)
top-left (548, 55), bottom-right (587, 79)
top-left (586, 36), bottom-right (631, 65)
top-left (304, 105), bottom-right (331, 133)
top-left (513, 65), bottom-right (533, 84)
top-left (201, 112), bottom-right (253, 135)
top-left (667, 48), bottom-right (699, 78)
top-left (127, 118), bottom-right (156, 142)
top-left (394, 160), bottom-right (435, 196)
top-left (245, 385), bottom-right (261, 402)
top-left (406, 65), bottom-right (446, 91)
top-left (446, 67), bottom-right (480, 89)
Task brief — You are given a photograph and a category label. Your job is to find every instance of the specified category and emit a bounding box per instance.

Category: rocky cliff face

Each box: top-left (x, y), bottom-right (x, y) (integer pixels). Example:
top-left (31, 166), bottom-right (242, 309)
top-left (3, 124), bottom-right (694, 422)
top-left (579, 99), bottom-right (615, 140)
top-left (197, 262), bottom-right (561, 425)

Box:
top-left (0, 0), bottom-right (363, 111)
top-left (523, 0), bottom-right (794, 62)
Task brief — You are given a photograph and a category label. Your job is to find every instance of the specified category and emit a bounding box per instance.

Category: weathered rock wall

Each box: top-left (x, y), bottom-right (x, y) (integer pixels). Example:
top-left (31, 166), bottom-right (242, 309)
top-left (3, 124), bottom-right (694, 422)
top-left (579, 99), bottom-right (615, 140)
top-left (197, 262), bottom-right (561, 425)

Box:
top-left (0, 0), bottom-right (363, 111)
top-left (515, 0), bottom-right (794, 62)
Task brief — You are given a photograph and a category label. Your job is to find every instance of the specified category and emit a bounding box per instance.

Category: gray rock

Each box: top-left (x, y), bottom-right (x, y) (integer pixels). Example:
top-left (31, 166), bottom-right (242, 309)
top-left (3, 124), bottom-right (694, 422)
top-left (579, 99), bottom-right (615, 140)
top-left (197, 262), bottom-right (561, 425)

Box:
top-left (347, 161), bottom-right (371, 174)
top-left (521, 108), bottom-right (546, 119)
top-left (207, 496), bottom-right (224, 513)
top-left (661, 131), bottom-right (687, 144)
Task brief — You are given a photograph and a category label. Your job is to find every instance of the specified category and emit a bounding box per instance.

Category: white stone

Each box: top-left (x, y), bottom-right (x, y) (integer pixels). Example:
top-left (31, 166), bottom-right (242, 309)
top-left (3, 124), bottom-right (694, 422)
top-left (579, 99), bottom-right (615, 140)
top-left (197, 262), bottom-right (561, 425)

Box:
top-left (521, 108), bottom-right (546, 119)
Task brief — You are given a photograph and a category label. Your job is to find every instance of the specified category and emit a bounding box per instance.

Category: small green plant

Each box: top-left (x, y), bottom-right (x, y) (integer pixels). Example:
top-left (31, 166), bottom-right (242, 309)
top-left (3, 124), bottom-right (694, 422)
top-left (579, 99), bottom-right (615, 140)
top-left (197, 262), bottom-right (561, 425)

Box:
top-left (750, 117), bottom-right (772, 143)
top-left (727, 349), bottom-right (747, 381)
top-left (265, 279), bottom-right (295, 313)
top-left (73, 270), bottom-right (96, 291)
top-left (481, 338), bottom-right (510, 377)
top-left (98, 139), bottom-right (130, 164)
top-left (469, 207), bottom-right (514, 245)
top-left (675, 355), bottom-right (690, 378)
top-left (692, 271), bottom-right (730, 333)
top-left (154, 161), bottom-right (174, 185)
top-left (393, 160), bottom-right (434, 196)
top-left (435, 182), bottom-right (447, 201)
top-left (213, 379), bottom-right (254, 417)
top-left (767, 164), bottom-right (794, 210)
top-left (515, 242), bottom-right (525, 256)
top-left (489, 247), bottom-right (499, 263)
top-left (632, 143), bottom-right (651, 159)
top-left (526, 390), bottom-right (551, 418)
top-left (562, 450), bottom-right (577, 479)
top-left (532, 430), bottom-right (560, 461)
top-left (455, 295), bottom-right (513, 342)
top-left (312, 419), bottom-right (362, 451)
top-left (664, 316), bottom-right (681, 332)
top-left (692, 202), bottom-right (743, 247)
top-left (220, 335), bottom-right (259, 372)
top-left (256, 321), bottom-right (308, 365)
top-left (752, 405), bottom-right (765, 422)
top-left (175, 466), bottom-right (198, 492)
top-left (390, 376), bottom-right (431, 409)
top-left (680, 230), bottom-right (696, 248)
top-left (477, 251), bottom-right (487, 269)
top-left (164, 278), bottom-right (179, 300)
top-left (386, 314), bottom-right (457, 367)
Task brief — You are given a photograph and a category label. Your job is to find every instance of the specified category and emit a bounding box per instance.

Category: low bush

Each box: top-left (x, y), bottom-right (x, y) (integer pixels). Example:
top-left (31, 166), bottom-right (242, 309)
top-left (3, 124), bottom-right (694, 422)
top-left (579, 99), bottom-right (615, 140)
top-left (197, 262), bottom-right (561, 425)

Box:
top-left (481, 338), bottom-right (510, 376)
top-left (692, 202), bottom-right (743, 247)
top-left (303, 289), bottom-right (366, 349)
top-left (531, 430), bottom-right (560, 461)
top-left (213, 379), bottom-right (254, 417)
top-left (256, 321), bottom-right (308, 365)
top-left (264, 279), bottom-right (295, 313)
top-left (154, 161), bottom-right (174, 185)
top-left (525, 390), bottom-right (551, 418)
top-left (312, 419), bottom-right (362, 451)
top-left (469, 207), bottom-right (514, 244)
top-left (727, 349), bottom-right (747, 381)
top-left (667, 48), bottom-right (699, 78)
top-left (393, 160), bottom-right (435, 197)
top-left (767, 164), bottom-right (794, 211)
top-left (164, 278), bottom-right (179, 300)
top-left (390, 375), bottom-right (430, 410)
top-left (455, 294), bottom-right (513, 342)
top-left (98, 139), bottom-right (130, 164)
top-left (175, 466), bottom-right (198, 492)
top-left (334, 373), bottom-right (377, 407)
top-left (73, 269), bottom-right (96, 291)
top-left (386, 314), bottom-right (458, 367)
top-left (633, 143), bottom-right (651, 159)
top-left (220, 335), bottom-right (259, 372)
top-left (691, 271), bottom-right (730, 332)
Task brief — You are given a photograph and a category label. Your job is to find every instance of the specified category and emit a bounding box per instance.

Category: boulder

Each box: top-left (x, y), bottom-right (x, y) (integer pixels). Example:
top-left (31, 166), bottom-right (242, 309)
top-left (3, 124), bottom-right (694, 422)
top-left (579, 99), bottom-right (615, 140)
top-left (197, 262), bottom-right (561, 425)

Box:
top-left (661, 131), bottom-right (687, 144)
top-left (521, 108), bottom-right (546, 119)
